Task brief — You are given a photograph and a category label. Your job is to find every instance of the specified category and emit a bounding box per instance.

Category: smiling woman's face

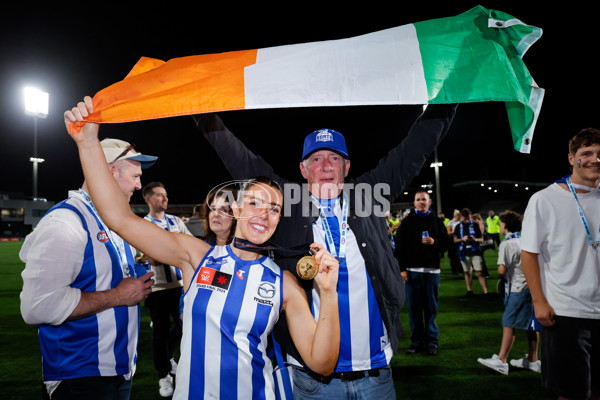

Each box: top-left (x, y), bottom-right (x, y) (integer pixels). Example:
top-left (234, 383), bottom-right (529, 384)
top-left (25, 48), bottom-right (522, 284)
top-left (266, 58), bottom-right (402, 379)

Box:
top-left (232, 182), bottom-right (282, 245)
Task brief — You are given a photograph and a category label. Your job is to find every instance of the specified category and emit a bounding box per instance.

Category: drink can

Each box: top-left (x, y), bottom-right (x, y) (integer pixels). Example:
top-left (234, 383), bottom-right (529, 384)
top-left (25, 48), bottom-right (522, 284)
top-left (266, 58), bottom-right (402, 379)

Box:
top-left (422, 231), bottom-right (429, 239)
top-left (134, 257), bottom-right (151, 279)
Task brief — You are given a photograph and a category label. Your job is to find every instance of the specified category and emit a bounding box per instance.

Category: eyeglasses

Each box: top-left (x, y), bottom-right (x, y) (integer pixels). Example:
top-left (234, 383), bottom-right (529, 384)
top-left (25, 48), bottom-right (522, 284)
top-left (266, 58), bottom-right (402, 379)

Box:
top-left (109, 144), bottom-right (135, 164)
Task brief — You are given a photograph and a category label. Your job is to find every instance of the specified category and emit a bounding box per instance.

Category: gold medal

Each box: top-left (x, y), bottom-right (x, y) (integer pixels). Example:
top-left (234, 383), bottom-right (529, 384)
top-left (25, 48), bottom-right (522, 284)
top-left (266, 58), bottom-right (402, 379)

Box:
top-left (296, 248), bottom-right (319, 280)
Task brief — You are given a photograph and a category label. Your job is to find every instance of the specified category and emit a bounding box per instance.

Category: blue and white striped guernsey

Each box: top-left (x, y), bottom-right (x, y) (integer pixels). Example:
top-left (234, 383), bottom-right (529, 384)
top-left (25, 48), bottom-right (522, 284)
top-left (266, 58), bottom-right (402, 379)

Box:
top-left (175, 245), bottom-right (283, 400)
top-left (144, 214), bottom-right (184, 284)
top-left (311, 197), bottom-right (393, 372)
top-left (38, 195), bottom-right (139, 381)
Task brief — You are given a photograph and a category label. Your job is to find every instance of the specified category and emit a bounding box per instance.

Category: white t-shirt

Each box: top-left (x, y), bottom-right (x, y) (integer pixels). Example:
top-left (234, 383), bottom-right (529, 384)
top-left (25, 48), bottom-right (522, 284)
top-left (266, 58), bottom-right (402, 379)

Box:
top-left (521, 183), bottom-right (600, 319)
top-left (497, 235), bottom-right (526, 292)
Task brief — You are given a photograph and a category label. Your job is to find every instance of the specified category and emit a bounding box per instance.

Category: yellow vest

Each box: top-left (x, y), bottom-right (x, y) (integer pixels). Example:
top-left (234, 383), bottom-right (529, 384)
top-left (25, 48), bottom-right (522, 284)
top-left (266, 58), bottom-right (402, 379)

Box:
top-left (388, 217), bottom-right (401, 235)
top-left (486, 215), bottom-right (501, 234)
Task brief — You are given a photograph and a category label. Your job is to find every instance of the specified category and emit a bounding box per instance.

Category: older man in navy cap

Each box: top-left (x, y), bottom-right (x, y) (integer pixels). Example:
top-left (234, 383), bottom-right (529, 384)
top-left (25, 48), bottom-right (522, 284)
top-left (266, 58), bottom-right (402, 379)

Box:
top-left (20, 138), bottom-right (157, 400)
top-left (299, 128), bottom-right (350, 200)
top-left (195, 104), bottom-right (457, 399)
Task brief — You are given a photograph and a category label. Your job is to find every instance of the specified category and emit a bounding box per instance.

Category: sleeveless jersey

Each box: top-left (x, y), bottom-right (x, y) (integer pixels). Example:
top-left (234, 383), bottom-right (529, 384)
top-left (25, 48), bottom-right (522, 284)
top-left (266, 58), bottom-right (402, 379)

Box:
top-left (311, 197), bottom-right (393, 372)
top-left (175, 245), bottom-right (283, 400)
top-left (38, 196), bottom-right (139, 381)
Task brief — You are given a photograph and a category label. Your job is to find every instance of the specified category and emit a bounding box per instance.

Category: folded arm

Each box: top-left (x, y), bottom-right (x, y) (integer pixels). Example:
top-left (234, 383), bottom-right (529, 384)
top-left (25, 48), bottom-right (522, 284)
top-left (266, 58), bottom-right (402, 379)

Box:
top-left (20, 209), bottom-right (153, 324)
top-left (20, 211), bottom-right (85, 325)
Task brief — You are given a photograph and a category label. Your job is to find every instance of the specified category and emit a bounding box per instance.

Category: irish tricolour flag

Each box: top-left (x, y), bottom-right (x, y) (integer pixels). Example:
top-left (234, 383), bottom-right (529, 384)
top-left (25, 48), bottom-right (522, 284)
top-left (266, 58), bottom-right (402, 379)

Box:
top-left (79, 5), bottom-right (543, 153)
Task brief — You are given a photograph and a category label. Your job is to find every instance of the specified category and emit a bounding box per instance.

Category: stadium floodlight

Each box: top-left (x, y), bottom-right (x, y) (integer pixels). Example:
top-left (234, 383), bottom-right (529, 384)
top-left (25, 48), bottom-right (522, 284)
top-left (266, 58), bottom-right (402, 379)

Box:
top-left (24, 87), bottom-right (49, 118)
top-left (24, 87), bottom-right (49, 198)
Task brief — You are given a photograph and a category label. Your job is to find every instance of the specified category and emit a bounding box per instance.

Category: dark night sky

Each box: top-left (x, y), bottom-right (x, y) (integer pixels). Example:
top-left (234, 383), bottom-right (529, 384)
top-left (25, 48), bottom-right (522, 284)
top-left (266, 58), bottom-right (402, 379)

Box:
top-left (1, 3), bottom-right (598, 215)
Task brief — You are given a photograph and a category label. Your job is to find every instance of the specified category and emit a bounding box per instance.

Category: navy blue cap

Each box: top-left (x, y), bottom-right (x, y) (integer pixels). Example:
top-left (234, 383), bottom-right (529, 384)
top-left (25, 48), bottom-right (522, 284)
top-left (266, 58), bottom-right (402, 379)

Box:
top-left (301, 128), bottom-right (348, 160)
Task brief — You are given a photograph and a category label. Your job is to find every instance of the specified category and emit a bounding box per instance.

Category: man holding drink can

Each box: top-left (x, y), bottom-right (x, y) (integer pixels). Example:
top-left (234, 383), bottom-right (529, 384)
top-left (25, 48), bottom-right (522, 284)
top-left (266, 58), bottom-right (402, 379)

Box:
top-left (395, 191), bottom-right (448, 355)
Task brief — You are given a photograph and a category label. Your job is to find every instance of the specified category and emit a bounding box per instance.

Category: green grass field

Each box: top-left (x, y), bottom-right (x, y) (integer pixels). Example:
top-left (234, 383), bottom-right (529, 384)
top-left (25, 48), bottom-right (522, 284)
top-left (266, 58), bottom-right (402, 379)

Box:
top-left (1, 241), bottom-right (554, 399)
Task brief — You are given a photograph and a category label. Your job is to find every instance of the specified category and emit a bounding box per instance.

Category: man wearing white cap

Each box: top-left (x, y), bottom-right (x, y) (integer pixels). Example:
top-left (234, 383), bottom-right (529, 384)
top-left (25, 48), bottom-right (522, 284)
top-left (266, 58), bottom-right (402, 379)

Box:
top-left (20, 138), bottom-right (157, 400)
top-left (195, 104), bottom-right (457, 399)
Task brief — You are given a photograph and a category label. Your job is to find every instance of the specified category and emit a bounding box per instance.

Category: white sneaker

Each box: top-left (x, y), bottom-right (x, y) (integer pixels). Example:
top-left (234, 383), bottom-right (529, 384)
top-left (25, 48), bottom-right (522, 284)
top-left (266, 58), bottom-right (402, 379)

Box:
top-left (170, 358), bottom-right (178, 375)
top-left (159, 374), bottom-right (174, 397)
top-left (477, 354), bottom-right (509, 375)
top-left (510, 354), bottom-right (541, 373)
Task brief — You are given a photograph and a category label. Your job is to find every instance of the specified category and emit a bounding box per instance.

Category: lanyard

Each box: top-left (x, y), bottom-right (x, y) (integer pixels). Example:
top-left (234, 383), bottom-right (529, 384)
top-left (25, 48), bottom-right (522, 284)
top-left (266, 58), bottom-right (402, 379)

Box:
top-left (563, 176), bottom-right (600, 249)
top-left (78, 189), bottom-right (131, 277)
top-left (146, 215), bottom-right (174, 232)
top-left (310, 192), bottom-right (349, 260)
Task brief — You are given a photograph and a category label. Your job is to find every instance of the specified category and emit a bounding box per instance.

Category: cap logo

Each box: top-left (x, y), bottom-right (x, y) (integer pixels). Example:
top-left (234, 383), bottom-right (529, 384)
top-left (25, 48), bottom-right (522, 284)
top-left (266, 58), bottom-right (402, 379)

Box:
top-left (315, 129), bottom-right (333, 143)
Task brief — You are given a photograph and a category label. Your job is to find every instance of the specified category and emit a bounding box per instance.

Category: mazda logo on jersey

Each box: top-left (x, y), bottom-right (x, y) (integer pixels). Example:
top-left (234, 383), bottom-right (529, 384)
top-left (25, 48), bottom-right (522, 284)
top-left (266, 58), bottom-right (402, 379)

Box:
top-left (196, 266), bottom-right (232, 293)
top-left (257, 282), bottom-right (276, 299)
top-left (254, 281), bottom-right (276, 307)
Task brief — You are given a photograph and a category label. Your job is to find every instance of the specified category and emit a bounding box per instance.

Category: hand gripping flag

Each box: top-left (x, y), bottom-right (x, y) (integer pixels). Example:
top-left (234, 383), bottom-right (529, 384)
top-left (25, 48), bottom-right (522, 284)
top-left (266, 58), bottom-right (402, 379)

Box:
top-left (70, 5), bottom-right (543, 153)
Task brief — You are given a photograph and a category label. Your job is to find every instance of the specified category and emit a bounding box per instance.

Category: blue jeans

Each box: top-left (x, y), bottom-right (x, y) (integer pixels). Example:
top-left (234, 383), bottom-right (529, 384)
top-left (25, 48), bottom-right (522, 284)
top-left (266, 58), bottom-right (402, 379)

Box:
top-left (292, 366), bottom-right (396, 400)
top-left (406, 271), bottom-right (440, 347)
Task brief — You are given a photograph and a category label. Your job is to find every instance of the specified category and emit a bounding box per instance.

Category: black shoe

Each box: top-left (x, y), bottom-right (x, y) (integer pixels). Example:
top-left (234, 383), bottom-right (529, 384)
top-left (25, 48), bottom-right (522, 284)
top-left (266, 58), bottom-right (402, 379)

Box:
top-left (465, 290), bottom-right (474, 297)
top-left (406, 345), bottom-right (423, 355)
top-left (427, 345), bottom-right (438, 356)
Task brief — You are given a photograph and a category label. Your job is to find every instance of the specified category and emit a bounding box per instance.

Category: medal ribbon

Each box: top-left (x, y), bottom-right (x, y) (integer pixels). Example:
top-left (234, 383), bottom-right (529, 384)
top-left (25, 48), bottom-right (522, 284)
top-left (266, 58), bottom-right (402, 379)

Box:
top-left (310, 192), bottom-right (349, 260)
top-left (78, 189), bottom-right (132, 277)
top-left (232, 237), bottom-right (312, 256)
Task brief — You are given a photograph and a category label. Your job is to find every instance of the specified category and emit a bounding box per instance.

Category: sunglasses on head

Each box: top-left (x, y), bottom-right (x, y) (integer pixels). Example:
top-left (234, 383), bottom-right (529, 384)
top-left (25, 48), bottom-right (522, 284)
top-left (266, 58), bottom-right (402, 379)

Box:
top-left (110, 144), bottom-right (135, 164)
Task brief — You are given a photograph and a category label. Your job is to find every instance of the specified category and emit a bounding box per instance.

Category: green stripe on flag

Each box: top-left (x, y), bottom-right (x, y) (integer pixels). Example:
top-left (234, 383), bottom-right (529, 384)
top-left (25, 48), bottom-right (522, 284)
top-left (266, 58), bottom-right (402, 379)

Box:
top-left (415, 5), bottom-right (544, 153)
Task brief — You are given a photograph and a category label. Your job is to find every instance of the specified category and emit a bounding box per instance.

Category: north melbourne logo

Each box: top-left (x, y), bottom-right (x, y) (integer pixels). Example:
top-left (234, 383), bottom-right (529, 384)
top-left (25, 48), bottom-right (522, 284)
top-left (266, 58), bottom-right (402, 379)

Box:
top-left (315, 129), bottom-right (333, 143)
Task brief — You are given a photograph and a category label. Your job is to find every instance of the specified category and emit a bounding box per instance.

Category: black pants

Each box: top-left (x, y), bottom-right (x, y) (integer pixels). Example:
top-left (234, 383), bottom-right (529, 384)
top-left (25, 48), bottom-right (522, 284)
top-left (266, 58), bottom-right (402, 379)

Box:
top-left (490, 233), bottom-right (501, 248)
top-left (50, 376), bottom-right (131, 400)
top-left (541, 316), bottom-right (600, 400)
top-left (146, 287), bottom-right (183, 378)
top-left (447, 235), bottom-right (462, 274)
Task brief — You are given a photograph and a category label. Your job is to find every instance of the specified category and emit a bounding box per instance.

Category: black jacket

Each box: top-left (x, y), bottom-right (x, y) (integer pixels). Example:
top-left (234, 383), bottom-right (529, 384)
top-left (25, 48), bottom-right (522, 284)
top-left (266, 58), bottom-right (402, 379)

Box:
top-left (194, 104), bottom-right (457, 357)
top-left (395, 210), bottom-right (449, 272)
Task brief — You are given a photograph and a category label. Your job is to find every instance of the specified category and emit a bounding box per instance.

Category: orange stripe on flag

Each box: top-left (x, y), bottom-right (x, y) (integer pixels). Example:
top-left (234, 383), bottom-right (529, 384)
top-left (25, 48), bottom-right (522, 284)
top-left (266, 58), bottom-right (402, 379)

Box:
top-left (83, 49), bottom-right (258, 127)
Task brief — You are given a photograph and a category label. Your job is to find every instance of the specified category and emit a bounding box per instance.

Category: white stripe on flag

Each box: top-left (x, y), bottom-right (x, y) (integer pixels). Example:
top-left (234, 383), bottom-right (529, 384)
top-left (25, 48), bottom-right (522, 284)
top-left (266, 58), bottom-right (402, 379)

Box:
top-left (244, 24), bottom-right (429, 109)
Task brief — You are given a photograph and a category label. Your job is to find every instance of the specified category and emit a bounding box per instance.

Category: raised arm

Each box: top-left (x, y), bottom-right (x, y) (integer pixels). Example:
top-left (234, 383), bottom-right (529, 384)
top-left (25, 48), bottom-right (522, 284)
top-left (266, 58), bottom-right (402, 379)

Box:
top-left (283, 243), bottom-right (340, 375)
top-left (356, 104), bottom-right (457, 201)
top-left (65, 97), bottom-right (208, 284)
top-left (194, 113), bottom-right (285, 184)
